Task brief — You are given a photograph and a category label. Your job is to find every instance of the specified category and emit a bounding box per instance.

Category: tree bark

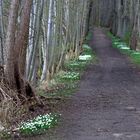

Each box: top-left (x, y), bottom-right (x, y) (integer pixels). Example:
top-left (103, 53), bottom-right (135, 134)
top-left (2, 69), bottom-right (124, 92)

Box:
top-left (5, 0), bottom-right (20, 88)
top-left (15, 0), bottom-right (33, 76)
top-left (5, 0), bottom-right (35, 99)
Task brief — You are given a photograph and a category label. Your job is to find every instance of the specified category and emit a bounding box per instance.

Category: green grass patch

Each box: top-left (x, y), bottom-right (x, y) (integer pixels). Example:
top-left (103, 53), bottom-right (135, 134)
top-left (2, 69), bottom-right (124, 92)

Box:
top-left (57, 71), bottom-right (80, 81)
top-left (38, 82), bottom-right (78, 99)
top-left (64, 60), bottom-right (87, 72)
top-left (108, 32), bottom-right (140, 65)
top-left (130, 53), bottom-right (140, 64)
top-left (64, 44), bottom-right (96, 72)
top-left (44, 43), bottom-right (96, 98)
top-left (85, 32), bottom-right (92, 41)
top-left (48, 85), bottom-right (78, 98)
top-left (80, 44), bottom-right (97, 64)
top-left (123, 31), bottom-right (131, 46)
top-left (82, 44), bottom-right (93, 55)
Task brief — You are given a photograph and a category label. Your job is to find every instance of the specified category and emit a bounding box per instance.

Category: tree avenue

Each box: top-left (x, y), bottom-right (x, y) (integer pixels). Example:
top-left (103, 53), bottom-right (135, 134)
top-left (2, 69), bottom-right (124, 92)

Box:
top-left (0, 0), bottom-right (91, 132)
top-left (0, 0), bottom-right (140, 137)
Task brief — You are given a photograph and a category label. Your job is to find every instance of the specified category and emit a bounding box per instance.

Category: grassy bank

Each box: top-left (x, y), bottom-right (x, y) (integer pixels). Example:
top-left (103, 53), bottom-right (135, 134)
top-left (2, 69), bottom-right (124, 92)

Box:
top-left (108, 32), bottom-right (140, 66)
top-left (0, 33), bottom-right (96, 139)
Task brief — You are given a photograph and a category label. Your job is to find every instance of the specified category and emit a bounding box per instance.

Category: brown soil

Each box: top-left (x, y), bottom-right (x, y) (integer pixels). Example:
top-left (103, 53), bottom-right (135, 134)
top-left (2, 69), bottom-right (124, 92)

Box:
top-left (22, 28), bottom-right (140, 140)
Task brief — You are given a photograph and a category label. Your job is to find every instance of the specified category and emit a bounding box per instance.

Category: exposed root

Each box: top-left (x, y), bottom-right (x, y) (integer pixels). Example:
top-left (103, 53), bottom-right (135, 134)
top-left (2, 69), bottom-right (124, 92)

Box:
top-left (0, 65), bottom-right (43, 132)
top-left (0, 83), bottom-right (20, 129)
top-left (0, 80), bottom-right (42, 130)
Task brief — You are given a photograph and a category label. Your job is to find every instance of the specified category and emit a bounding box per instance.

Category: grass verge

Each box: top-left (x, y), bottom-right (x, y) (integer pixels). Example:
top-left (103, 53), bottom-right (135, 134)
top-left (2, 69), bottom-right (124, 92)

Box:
top-left (38, 43), bottom-right (96, 99)
top-left (108, 32), bottom-right (140, 66)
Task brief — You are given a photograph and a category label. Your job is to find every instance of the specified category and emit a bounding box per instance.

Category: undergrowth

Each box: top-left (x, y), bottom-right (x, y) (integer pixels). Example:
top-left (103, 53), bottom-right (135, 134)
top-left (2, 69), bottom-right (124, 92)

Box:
top-left (35, 43), bottom-right (96, 137)
top-left (19, 113), bottom-right (59, 136)
top-left (0, 32), bottom-right (96, 139)
top-left (38, 43), bottom-right (96, 99)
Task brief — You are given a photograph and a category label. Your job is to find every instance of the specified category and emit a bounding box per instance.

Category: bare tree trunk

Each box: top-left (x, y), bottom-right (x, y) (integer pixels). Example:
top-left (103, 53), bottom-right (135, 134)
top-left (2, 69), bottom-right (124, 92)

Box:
top-left (41, 0), bottom-right (50, 81)
top-left (28, 0), bottom-right (44, 83)
top-left (130, 0), bottom-right (140, 50)
top-left (0, 0), bottom-right (4, 65)
top-left (14, 0), bottom-right (33, 76)
top-left (5, 0), bottom-right (35, 99)
top-left (5, 0), bottom-right (20, 88)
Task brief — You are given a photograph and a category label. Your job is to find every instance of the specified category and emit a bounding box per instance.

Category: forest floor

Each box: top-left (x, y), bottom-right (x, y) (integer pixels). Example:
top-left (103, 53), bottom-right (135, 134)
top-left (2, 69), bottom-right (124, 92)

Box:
top-left (24, 28), bottom-right (140, 140)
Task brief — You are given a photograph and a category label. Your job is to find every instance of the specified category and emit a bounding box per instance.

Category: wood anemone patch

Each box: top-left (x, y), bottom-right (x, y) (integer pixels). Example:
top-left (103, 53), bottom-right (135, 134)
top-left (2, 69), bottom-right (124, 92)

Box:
top-left (0, 68), bottom-right (42, 133)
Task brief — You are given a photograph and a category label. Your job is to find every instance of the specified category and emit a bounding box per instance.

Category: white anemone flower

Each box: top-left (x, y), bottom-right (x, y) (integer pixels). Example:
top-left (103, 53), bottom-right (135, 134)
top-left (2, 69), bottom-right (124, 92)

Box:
top-left (79, 55), bottom-right (92, 60)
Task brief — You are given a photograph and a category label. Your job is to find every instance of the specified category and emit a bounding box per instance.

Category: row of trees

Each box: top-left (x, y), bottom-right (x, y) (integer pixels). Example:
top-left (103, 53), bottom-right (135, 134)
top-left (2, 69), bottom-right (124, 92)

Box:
top-left (0, 0), bottom-right (91, 91)
top-left (90, 0), bottom-right (140, 50)
top-left (1, 0), bottom-right (140, 93)
top-left (1, 0), bottom-right (140, 130)
top-left (0, 0), bottom-right (92, 128)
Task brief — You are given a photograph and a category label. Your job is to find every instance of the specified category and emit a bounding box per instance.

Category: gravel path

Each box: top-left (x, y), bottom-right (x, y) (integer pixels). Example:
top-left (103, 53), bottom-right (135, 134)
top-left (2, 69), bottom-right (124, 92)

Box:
top-left (26, 28), bottom-right (140, 140)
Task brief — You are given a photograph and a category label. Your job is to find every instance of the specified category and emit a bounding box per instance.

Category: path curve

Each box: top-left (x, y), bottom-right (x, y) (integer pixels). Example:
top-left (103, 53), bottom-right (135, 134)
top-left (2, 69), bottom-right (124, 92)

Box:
top-left (26, 28), bottom-right (140, 140)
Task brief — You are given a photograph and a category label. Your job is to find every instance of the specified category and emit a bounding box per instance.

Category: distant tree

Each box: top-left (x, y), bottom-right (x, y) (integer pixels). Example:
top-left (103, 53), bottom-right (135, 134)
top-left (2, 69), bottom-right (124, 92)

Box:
top-left (91, 0), bottom-right (140, 50)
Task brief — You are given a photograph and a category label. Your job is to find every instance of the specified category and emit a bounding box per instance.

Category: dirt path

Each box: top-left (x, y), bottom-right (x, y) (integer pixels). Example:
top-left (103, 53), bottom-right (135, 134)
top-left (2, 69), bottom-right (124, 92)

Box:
top-left (27, 28), bottom-right (140, 140)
